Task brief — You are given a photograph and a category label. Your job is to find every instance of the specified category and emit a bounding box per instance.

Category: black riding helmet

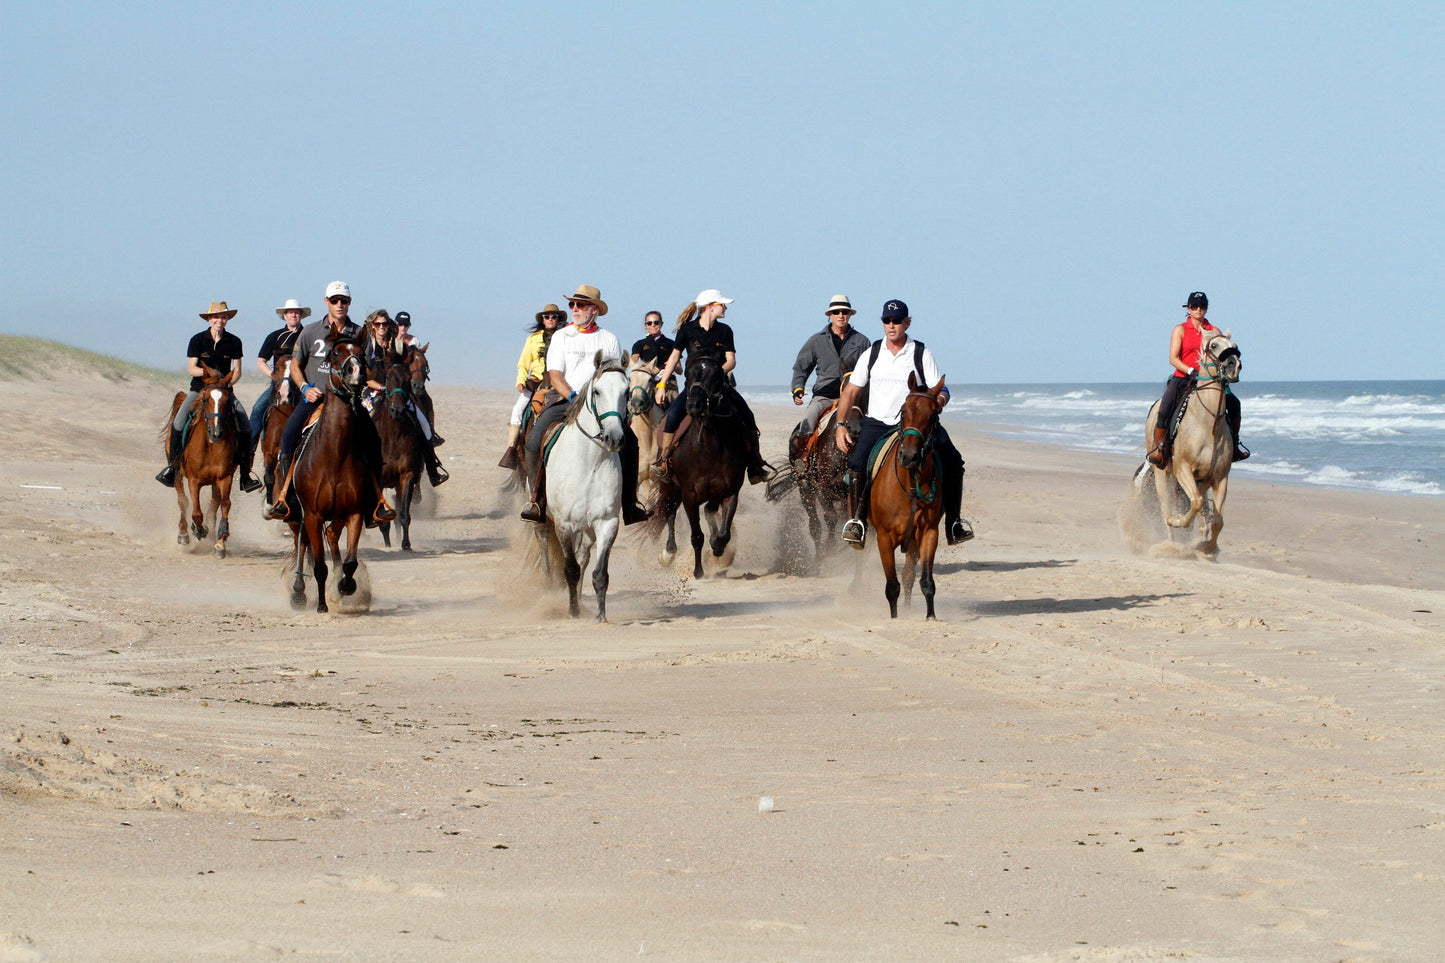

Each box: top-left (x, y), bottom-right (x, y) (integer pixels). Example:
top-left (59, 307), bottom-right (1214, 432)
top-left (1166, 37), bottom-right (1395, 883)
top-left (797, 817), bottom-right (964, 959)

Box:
top-left (1184, 291), bottom-right (1209, 310)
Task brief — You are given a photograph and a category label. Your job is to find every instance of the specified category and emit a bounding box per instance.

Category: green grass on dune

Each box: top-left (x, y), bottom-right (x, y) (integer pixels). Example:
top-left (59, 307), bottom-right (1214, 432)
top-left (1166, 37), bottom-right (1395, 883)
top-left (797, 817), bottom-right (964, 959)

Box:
top-left (0, 335), bottom-right (175, 385)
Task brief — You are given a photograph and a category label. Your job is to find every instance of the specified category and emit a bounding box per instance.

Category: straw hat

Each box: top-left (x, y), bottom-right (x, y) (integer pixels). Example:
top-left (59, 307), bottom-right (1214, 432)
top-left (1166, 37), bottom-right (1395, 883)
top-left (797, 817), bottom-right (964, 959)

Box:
top-left (825, 295), bottom-right (856, 317)
top-left (565, 284), bottom-right (608, 316)
top-left (535, 303), bottom-right (565, 323)
top-left (274, 298), bottom-right (312, 320)
top-left (200, 301), bottom-right (238, 321)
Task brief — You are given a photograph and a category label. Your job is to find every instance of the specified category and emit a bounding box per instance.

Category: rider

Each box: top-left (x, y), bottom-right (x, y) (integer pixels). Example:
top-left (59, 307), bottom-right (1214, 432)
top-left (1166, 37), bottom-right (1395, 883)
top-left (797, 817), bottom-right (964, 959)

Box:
top-left (249, 298), bottom-right (309, 443)
top-left (391, 309), bottom-right (442, 448)
top-left (834, 299), bottom-right (973, 548)
top-left (395, 311), bottom-right (418, 348)
top-left (360, 310), bottom-right (448, 489)
top-left (631, 310), bottom-right (676, 370)
top-left (789, 294), bottom-right (870, 462)
top-left (500, 303), bottom-right (564, 468)
top-left (1147, 291), bottom-right (1249, 467)
top-left (651, 289), bottom-right (773, 485)
top-left (156, 300), bottom-right (263, 493)
top-left (519, 284), bottom-right (651, 526)
top-left (265, 281), bottom-right (395, 524)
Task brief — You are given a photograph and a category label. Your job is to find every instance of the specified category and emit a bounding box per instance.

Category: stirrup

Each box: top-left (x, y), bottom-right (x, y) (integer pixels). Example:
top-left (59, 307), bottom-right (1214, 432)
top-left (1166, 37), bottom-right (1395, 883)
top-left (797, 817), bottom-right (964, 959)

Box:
top-left (947, 519), bottom-right (975, 546)
top-left (428, 464), bottom-right (449, 486)
top-left (520, 500), bottom-right (545, 523)
top-left (371, 501), bottom-right (396, 526)
top-left (155, 465), bottom-right (178, 487)
top-left (1232, 444), bottom-right (1251, 462)
top-left (650, 459), bottom-right (671, 481)
top-left (239, 472), bottom-right (263, 493)
top-left (842, 518), bottom-right (866, 549)
top-left (265, 500), bottom-right (290, 521)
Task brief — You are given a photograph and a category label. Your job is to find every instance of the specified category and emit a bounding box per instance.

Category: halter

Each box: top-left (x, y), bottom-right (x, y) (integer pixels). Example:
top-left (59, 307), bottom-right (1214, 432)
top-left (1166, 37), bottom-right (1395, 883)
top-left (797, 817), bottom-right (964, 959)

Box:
top-left (894, 390), bottom-right (940, 504)
top-left (574, 368), bottom-right (626, 451)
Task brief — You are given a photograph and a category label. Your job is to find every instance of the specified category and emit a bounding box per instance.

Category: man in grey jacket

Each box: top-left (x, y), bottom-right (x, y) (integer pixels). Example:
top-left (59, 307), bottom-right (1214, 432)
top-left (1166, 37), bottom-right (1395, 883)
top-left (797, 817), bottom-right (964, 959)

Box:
top-left (789, 295), bottom-right (871, 462)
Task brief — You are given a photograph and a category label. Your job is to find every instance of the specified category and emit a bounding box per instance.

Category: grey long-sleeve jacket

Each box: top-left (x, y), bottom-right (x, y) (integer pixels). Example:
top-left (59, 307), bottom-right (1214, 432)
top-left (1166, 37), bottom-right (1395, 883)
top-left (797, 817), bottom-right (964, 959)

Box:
top-left (791, 324), bottom-right (871, 400)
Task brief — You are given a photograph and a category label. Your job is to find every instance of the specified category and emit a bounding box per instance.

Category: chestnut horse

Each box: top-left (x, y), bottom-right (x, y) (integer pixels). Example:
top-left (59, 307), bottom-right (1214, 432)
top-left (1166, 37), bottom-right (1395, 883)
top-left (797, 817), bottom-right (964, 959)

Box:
top-left (284, 339), bottom-right (384, 613)
top-left (868, 375), bottom-right (946, 619)
top-left (260, 355), bottom-right (297, 505)
top-left (646, 358), bottom-right (748, 579)
top-left (161, 365), bottom-right (240, 557)
top-left (371, 349), bottom-right (425, 551)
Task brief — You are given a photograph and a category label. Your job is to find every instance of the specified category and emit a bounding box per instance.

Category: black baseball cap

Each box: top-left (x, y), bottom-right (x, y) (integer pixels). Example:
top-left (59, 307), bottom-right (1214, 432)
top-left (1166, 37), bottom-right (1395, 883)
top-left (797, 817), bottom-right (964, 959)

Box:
top-left (395, 311), bottom-right (411, 327)
top-left (881, 299), bottom-right (910, 321)
top-left (1183, 292), bottom-right (1208, 309)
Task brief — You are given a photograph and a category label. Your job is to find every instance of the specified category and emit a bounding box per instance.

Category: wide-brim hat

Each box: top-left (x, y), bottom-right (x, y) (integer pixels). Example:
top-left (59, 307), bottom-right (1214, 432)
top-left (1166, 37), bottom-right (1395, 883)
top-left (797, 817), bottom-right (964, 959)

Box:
top-left (566, 284), bottom-right (608, 316)
top-left (275, 298), bottom-right (312, 320)
top-left (826, 295), bottom-right (856, 317)
top-left (535, 303), bottom-right (565, 323)
top-left (200, 301), bottom-right (238, 321)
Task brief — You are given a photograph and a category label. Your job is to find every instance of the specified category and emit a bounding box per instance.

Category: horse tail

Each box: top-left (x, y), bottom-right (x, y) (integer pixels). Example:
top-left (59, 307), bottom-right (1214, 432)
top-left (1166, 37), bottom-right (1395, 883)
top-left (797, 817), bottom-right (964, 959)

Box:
top-left (637, 483), bottom-right (680, 541)
top-left (763, 464), bottom-right (798, 503)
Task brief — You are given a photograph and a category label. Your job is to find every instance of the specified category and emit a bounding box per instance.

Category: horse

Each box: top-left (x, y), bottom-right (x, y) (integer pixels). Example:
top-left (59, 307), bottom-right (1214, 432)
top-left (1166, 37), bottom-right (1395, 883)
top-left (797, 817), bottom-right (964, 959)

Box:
top-left (646, 357), bottom-right (749, 579)
top-left (528, 354), bottom-right (630, 621)
top-left (867, 375), bottom-right (946, 619)
top-left (283, 339), bottom-right (384, 613)
top-left (370, 348), bottom-right (426, 551)
top-left (790, 401), bottom-right (853, 562)
top-left (260, 356), bottom-right (297, 504)
top-left (627, 360), bottom-right (675, 508)
top-left (161, 365), bottom-right (240, 557)
top-left (402, 341), bottom-right (436, 439)
top-left (1137, 330), bottom-right (1242, 555)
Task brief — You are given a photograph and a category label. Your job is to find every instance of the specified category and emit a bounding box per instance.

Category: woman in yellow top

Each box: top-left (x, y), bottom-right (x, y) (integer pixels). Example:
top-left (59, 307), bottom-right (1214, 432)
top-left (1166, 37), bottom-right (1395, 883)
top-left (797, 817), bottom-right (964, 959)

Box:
top-left (502, 303), bottom-right (565, 462)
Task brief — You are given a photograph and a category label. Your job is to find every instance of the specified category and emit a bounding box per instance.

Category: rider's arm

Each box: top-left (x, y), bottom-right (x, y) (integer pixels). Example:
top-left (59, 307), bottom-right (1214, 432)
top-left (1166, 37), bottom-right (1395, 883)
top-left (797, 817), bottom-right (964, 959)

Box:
top-left (227, 358), bottom-right (243, 387)
top-left (1169, 324), bottom-right (1192, 377)
top-left (834, 381), bottom-right (862, 451)
top-left (256, 356), bottom-right (273, 378)
top-left (722, 350), bottom-right (736, 375)
top-left (654, 347), bottom-right (682, 398)
top-left (791, 339), bottom-right (815, 404)
top-left (548, 369), bottom-right (572, 397)
top-left (187, 356), bottom-right (204, 378)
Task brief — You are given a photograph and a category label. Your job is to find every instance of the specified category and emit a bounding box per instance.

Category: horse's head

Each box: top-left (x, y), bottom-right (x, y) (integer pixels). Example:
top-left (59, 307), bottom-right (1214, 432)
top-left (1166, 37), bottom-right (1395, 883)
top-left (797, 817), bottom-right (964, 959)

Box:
top-left (327, 339), bottom-right (366, 396)
top-left (273, 357), bottom-right (295, 405)
top-left (581, 361), bottom-right (629, 452)
top-left (405, 343), bottom-right (430, 399)
top-left (684, 358), bottom-right (731, 418)
top-left (628, 362), bottom-right (659, 416)
top-left (1203, 332), bottom-right (1242, 385)
top-left (897, 374), bottom-right (945, 471)
top-left (383, 356), bottom-right (412, 419)
top-left (196, 366), bottom-right (234, 443)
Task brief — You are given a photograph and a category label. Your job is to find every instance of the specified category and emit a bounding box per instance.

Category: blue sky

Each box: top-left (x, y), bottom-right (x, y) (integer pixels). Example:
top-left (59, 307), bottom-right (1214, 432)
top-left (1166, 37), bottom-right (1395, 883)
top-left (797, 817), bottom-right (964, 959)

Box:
top-left (3, 2), bottom-right (1440, 387)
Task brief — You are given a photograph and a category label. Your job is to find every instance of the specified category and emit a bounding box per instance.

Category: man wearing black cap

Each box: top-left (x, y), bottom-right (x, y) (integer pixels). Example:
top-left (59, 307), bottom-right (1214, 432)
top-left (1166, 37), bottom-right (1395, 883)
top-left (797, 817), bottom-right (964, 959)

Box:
top-left (833, 299), bottom-right (972, 548)
top-left (1147, 292), bottom-right (1248, 467)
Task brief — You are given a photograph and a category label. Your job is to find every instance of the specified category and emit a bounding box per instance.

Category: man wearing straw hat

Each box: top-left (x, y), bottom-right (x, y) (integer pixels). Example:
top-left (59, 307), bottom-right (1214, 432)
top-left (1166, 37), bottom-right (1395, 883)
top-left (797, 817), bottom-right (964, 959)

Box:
top-left (248, 297), bottom-right (311, 444)
top-left (519, 283), bottom-right (651, 526)
top-left (155, 301), bottom-right (263, 493)
top-left (788, 294), bottom-right (871, 462)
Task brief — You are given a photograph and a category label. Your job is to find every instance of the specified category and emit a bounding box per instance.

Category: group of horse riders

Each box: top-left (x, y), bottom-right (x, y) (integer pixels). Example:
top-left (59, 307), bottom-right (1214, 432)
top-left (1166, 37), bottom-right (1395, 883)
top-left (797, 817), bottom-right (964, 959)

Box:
top-left (155, 282), bottom-right (447, 526)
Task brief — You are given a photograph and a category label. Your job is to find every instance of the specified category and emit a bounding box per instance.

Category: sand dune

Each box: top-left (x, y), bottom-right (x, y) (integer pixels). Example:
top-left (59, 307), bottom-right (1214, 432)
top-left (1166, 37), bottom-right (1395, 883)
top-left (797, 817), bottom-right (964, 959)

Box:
top-left (2, 356), bottom-right (1443, 961)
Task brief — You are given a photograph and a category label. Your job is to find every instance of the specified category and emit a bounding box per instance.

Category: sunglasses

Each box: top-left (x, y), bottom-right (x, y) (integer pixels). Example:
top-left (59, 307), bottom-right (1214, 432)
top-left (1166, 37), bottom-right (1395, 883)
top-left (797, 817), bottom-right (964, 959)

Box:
top-left (829, 310), bottom-right (850, 316)
top-left (645, 320), bottom-right (662, 327)
top-left (542, 313), bottom-right (564, 321)
top-left (568, 300), bottom-right (592, 310)
top-left (328, 296), bottom-right (352, 305)
top-left (881, 319), bottom-right (906, 325)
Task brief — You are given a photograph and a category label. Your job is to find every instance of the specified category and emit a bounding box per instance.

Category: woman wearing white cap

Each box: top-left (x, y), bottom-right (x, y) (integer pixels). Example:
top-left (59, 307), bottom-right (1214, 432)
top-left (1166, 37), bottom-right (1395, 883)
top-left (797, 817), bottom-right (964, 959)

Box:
top-left (651, 289), bottom-right (772, 485)
top-left (248, 298), bottom-right (311, 443)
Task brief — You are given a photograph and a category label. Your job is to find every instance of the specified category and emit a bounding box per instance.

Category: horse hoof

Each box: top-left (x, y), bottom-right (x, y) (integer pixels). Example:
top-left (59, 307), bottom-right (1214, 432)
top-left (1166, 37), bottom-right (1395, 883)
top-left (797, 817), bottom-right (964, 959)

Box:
top-left (338, 576), bottom-right (356, 596)
top-left (316, 602), bottom-right (328, 614)
top-left (213, 545), bottom-right (227, 559)
top-left (289, 592), bottom-right (307, 611)
top-left (177, 535), bottom-right (189, 545)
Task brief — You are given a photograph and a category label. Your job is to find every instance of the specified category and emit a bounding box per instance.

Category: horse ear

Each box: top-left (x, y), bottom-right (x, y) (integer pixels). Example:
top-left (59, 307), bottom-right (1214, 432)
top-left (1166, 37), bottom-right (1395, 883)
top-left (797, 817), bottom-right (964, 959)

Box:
top-left (932, 376), bottom-right (946, 395)
top-left (908, 372), bottom-right (920, 391)
top-left (593, 348), bottom-right (604, 368)
top-left (419, 342), bottom-right (429, 354)
top-left (1223, 328), bottom-right (1232, 339)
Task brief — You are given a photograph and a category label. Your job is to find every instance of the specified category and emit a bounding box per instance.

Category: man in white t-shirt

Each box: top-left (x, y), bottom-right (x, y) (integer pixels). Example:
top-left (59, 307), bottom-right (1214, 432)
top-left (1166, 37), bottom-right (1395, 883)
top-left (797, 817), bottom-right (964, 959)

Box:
top-left (834, 298), bottom-right (972, 548)
top-left (520, 284), bottom-right (650, 525)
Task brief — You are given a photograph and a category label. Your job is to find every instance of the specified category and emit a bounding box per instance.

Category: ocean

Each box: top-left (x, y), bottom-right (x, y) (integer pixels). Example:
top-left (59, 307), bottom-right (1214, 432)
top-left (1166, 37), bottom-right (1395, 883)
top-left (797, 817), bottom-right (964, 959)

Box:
top-left (741, 380), bottom-right (1445, 498)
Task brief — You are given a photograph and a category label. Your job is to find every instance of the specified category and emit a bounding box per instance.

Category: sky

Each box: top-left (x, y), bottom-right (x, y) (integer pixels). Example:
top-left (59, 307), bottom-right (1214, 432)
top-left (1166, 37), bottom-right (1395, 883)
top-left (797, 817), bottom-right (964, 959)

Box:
top-left (2, 2), bottom-right (1441, 388)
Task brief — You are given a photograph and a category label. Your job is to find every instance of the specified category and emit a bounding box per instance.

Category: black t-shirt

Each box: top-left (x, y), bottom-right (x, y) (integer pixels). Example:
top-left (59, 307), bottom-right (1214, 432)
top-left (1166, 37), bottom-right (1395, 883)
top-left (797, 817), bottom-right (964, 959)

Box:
top-left (186, 329), bottom-right (244, 390)
top-left (631, 333), bottom-right (677, 367)
top-left (257, 325), bottom-right (303, 369)
top-left (675, 319), bottom-right (735, 376)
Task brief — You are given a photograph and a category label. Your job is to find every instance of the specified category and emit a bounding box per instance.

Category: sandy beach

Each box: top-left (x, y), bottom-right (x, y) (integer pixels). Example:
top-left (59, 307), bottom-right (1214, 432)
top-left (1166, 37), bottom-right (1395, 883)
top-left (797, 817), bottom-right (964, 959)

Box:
top-left (3, 360), bottom-right (1444, 962)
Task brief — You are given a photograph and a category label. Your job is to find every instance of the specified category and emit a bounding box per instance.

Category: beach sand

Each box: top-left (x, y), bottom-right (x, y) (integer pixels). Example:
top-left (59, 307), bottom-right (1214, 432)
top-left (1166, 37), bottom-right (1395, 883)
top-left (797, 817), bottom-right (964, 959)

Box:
top-left (3, 367), bottom-right (1444, 961)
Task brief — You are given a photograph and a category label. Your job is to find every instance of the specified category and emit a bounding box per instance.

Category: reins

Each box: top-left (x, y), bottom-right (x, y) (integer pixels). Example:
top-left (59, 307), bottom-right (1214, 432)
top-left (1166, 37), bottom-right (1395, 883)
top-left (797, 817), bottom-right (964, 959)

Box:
top-left (890, 390), bottom-right (941, 547)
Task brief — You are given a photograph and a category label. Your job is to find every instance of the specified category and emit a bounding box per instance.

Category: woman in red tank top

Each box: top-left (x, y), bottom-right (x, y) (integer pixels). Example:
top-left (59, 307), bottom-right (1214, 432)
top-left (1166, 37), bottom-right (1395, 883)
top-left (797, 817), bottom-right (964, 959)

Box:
top-left (1146, 292), bottom-right (1248, 467)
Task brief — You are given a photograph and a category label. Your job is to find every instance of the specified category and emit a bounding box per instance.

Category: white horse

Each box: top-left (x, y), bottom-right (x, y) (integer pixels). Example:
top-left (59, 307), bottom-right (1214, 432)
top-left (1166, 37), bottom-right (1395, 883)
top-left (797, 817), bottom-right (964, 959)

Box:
top-left (536, 354), bottom-right (630, 621)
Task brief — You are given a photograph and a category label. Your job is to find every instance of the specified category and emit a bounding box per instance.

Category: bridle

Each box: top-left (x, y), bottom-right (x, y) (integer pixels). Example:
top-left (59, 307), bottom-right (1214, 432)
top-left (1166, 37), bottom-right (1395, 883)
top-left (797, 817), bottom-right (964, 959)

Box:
top-left (895, 389), bottom-right (941, 504)
top-left (575, 367), bottom-right (626, 451)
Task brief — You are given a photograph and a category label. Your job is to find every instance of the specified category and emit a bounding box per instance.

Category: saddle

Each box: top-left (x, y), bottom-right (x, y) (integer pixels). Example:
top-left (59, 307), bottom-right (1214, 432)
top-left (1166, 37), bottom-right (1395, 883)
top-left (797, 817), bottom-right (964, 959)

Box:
top-left (798, 402), bottom-right (841, 463)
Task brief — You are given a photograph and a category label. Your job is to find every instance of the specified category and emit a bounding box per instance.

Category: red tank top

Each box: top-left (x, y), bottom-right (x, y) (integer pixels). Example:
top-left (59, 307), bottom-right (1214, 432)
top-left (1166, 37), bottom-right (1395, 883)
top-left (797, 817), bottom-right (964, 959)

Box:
top-left (1172, 318), bottom-right (1217, 377)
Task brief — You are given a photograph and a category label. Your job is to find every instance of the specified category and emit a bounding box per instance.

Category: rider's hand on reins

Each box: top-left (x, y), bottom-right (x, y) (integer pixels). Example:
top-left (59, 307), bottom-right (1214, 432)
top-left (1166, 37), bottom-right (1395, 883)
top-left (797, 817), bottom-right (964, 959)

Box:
top-left (835, 423), bottom-right (852, 452)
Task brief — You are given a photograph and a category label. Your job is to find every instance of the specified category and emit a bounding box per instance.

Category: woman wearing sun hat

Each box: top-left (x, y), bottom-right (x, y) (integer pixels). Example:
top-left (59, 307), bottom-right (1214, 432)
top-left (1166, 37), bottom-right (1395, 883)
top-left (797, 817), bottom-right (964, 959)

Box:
top-left (500, 303), bottom-right (565, 468)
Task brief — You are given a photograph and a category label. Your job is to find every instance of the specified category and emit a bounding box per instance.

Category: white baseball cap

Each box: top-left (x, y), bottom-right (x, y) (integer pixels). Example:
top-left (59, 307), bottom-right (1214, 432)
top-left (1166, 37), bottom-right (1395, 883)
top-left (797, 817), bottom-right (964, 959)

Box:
top-left (694, 289), bottom-right (733, 307)
top-left (325, 281), bottom-right (351, 299)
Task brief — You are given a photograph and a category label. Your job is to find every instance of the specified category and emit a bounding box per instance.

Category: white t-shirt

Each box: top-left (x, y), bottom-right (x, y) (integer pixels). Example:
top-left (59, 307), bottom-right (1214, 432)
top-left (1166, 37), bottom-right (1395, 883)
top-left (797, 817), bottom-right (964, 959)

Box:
top-left (850, 338), bottom-right (943, 426)
top-left (545, 324), bottom-right (623, 389)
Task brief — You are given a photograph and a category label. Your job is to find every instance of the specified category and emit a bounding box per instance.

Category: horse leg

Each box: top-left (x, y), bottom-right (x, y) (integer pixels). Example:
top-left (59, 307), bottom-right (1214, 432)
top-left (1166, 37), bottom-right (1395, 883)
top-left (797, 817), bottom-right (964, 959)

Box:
top-left (661, 501), bottom-right (678, 567)
top-left (213, 479), bottom-right (232, 559)
top-left (800, 481), bottom-right (823, 558)
top-left (711, 494), bottom-right (738, 558)
top-left (919, 527), bottom-right (940, 621)
top-left (685, 500), bottom-right (705, 579)
top-left (306, 517), bottom-right (329, 613)
top-left (592, 519), bottom-right (619, 624)
top-left (902, 548), bottom-right (917, 608)
top-left (288, 523), bottom-right (307, 610)
top-left (1201, 476), bottom-right (1227, 555)
top-left (877, 533), bottom-right (901, 618)
top-left (1167, 466), bottom-right (1204, 531)
top-left (188, 475), bottom-right (207, 541)
top-left (176, 479), bottom-right (189, 545)
top-left (334, 521), bottom-right (358, 597)
top-left (399, 473), bottom-right (415, 552)
top-left (562, 538), bottom-right (583, 618)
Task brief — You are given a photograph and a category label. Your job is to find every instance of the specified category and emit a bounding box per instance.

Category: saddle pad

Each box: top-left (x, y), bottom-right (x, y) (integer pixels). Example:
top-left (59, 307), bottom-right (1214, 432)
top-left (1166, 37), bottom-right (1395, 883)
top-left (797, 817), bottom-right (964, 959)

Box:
top-left (801, 402), bottom-right (840, 462)
top-left (866, 428), bottom-right (902, 484)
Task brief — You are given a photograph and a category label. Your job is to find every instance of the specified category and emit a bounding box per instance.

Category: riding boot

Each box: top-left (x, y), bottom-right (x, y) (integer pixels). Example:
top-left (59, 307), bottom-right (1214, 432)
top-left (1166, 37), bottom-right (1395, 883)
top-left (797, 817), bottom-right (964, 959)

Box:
top-left (1226, 409), bottom-right (1250, 462)
top-left (265, 452), bottom-right (292, 520)
top-left (1146, 426), bottom-right (1169, 468)
top-left (841, 471), bottom-right (867, 548)
top-left (618, 430), bottom-right (651, 524)
top-left (520, 462), bottom-right (548, 522)
top-left (787, 424), bottom-right (809, 464)
top-left (236, 427), bottom-right (263, 493)
top-left (431, 432), bottom-right (445, 448)
top-left (498, 424), bottom-right (520, 469)
top-left (425, 437), bottom-right (450, 486)
top-left (746, 432), bottom-right (772, 486)
top-left (651, 431), bottom-right (673, 480)
top-left (155, 427), bottom-right (184, 487)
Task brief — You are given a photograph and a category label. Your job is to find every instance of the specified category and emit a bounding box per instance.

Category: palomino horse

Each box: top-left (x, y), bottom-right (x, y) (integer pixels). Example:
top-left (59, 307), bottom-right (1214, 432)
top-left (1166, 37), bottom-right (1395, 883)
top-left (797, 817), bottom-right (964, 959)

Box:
top-left (626, 360), bottom-right (675, 508)
top-left (790, 402), bottom-right (853, 561)
top-left (868, 375), bottom-right (946, 619)
top-left (646, 358), bottom-right (749, 579)
top-left (370, 348), bottom-right (425, 551)
top-left (284, 339), bottom-right (383, 613)
top-left (162, 365), bottom-right (240, 557)
top-left (261, 356), bottom-right (297, 505)
top-left (1138, 330), bottom-right (1242, 555)
top-left (530, 355), bottom-right (630, 621)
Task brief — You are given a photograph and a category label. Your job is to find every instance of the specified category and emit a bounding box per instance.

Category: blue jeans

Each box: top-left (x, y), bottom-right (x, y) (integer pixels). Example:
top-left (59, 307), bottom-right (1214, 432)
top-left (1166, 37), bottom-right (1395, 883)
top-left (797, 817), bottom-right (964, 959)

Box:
top-left (249, 384), bottom-right (274, 440)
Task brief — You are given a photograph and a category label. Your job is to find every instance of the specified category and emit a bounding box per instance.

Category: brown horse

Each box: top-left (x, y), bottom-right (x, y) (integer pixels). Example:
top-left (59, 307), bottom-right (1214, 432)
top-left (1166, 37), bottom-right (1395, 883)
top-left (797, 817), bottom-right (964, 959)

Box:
top-left (370, 349), bottom-right (425, 551)
top-left (161, 365), bottom-right (240, 557)
top-left (403, 341), bottom-right (437, 441)
top-left (868, 375), bottom-right (946, 619)
top-left (790, 402), bottom-right (853, 562)
top-left (646, 358), bottom-right (748, 578)
top-left (284, 339), bottom-right (384, 613)
top-left (261, 355), bottom-right (297, 505)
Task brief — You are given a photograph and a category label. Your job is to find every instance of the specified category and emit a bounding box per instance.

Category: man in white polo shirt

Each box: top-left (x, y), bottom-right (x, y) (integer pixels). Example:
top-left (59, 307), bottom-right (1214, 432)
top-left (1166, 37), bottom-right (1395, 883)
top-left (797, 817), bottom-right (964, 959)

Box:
top-left (520, 283), bottom-right (650, 525)
top-left (834, 298), bottom-right (972, 548)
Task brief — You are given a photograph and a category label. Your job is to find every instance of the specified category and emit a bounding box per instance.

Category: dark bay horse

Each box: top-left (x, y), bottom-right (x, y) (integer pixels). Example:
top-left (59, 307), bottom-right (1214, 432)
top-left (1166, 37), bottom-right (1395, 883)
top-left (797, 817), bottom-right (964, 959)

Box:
top-left (284, 339), bottom-right (383, 613)
top-left (791, 401), bottom-right (853, 562)
top-left (868, 375), bottom-right (946, 619)
top-left (162, 364), bottom-right (239, 557)
top-left (261, 355), bottom-right (297, 505)
top-left (646, 358), bottom-right (748, 578)
top-left (371, 348), bottom-right (425, 551)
